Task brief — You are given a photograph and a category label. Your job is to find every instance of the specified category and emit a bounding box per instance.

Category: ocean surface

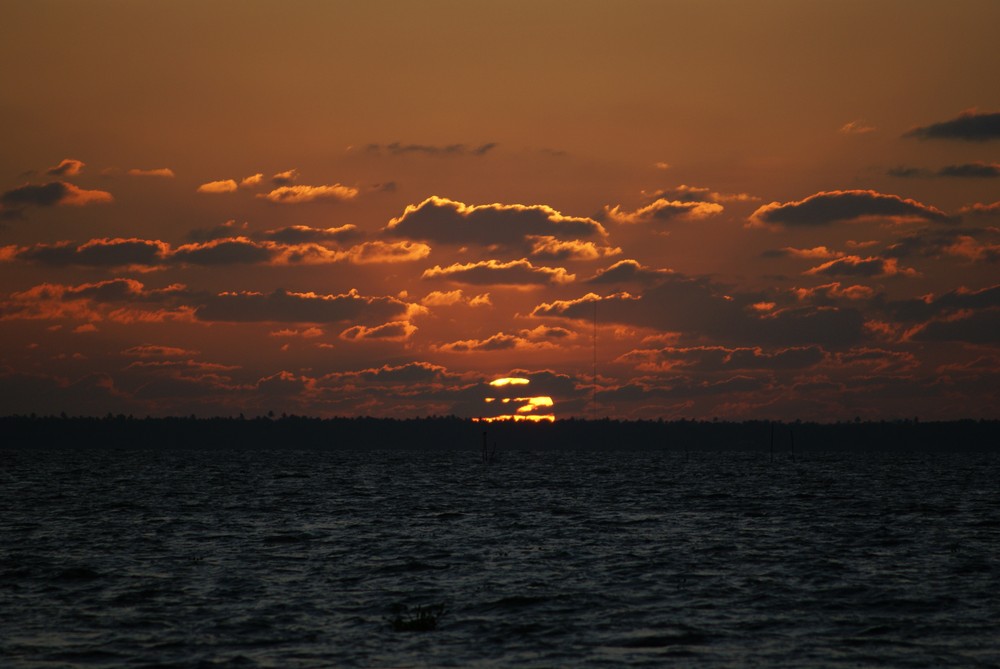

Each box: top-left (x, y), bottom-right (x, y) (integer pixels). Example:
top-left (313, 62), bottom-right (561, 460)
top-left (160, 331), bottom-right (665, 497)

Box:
top-left (2, 446), bottom-right (998, 668)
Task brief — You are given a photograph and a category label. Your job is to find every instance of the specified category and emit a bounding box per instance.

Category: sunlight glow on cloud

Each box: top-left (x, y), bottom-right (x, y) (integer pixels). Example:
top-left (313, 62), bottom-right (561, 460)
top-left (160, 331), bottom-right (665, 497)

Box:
top-left (422, 259), bottom-right (575, 286)
top-left (604, 199), bottom-right (724, 224)
top-left (257, 184), bottom-right (359, 204)
top-left (196, 180), bottom-right (238, 194)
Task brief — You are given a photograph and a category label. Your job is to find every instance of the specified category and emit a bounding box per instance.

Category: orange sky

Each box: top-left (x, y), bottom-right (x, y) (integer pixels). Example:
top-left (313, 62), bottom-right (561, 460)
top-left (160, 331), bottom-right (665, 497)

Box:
top-left (2, 1), bottom-right (998, 421)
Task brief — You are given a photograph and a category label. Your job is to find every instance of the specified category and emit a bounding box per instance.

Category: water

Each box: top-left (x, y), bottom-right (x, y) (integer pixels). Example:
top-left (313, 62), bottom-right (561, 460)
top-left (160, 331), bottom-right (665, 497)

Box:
top-left (2, 447), bottom-right (998, 667)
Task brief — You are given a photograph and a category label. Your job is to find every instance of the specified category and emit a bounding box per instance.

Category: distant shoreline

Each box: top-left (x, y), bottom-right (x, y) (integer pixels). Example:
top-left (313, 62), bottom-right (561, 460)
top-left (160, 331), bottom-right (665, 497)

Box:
top-left (3, 415), bottom-right (997, 452)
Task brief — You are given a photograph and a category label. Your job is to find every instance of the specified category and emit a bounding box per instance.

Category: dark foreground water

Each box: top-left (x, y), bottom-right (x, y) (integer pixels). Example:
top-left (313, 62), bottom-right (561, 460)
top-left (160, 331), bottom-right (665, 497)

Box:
top-left (2, 447), bottom-right (998, 668)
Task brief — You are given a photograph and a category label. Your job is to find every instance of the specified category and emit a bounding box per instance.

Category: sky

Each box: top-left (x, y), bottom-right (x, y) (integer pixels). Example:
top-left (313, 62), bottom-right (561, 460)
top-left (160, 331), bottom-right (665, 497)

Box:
top-left (1, 0), bottom-right (998, 421)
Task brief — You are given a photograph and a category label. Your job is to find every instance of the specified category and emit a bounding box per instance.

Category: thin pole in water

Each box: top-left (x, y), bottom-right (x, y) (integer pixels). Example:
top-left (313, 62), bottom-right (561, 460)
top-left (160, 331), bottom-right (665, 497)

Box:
top-left (592, 298), bottom-right (597, 422)
top-left (769, 422), bottom-right (774, 463)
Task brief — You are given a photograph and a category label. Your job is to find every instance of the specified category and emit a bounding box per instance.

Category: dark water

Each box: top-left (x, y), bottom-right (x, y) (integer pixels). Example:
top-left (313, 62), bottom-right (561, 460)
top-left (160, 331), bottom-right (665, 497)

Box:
top-left (2, 447), bottom-right (998, 668)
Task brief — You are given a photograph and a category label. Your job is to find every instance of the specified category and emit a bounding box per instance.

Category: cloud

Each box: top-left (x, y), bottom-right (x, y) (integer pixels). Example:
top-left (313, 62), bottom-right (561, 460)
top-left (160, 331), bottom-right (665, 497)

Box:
top-left (170, 237), bottom-right (274, 265)
top-left (196, 179), bottom-right (238, 194)
top-left (435, 331), bottom-right (561, 353)
top-left (122, 344), bottom-right (199, 358)
top-left (127, 168), bottom-right (175, 178)
top-left (5, 236), bottom-right (431, 269)
top-left (839, 120), bottom-right (876, 135)
top-left (749, 190), bottom-right (952, 227)
top-left (904, 109), bottom-right (1000, 142)
top-left (890, 162), bottom-right (1000, 178)
top-left (1, 181), bottom-right (113, 208)
top-left (938, 162), bottom-right (1000, 178)
top-left (366, 142), bottom-right (497, 157)
top-left (240, 173), bottom-right (264, 188)
top-left (340, 320), bottom-right (417, 341)
top-left (420, 289), bottom-right (492, 307)
top-left (792, 282), bottom-right (877, 303)
top-left (257, 184), bottom-right (358, 204)
top-left (884, 226), bottom-right (998, 262)
top-left (532, 277), bottom-right (867, 348)
top-left (385, 196), bottom-right (607, 251)
top-left (584, 259), bottom-right (675, 285)
top-left (763, 246), bottom-right (845, 260)
top-left (906, 308), bottom-right (1000, 344)
top-left (604, 198), bottom-right (724, 224)
top-left (527, 236), bottom-right (621, 261)
top-left (619, 345), bottom-right (825, 372)
top-left (269, 327), bottom-right (324, 338)
top-left (804, 255), bottom-right (919, 278)
top-left (9, 238), bottom-right (169, 268)
top-left (0, 279), bottom-right (194, 324)
top-left (271, 169), bottom-right (299, 186)
top-left (341, 240), bottom-right (431, 264)
top-left (422, 259), bottom-right (575, 286)
top-left (885, 284), bottom-right (1000, 323)
top-left (194, 288), bottom-right (412, 324)
top-left (187, 219), bottom-right (249, 242)
top-left (960, 201), bottom-right (1000, 216)
top-left (46, 159), bottom-right (85, 176)
top-left (641, 185), bottom-right (758, 203)
top-left (261, 224), bottom-right (360, 244)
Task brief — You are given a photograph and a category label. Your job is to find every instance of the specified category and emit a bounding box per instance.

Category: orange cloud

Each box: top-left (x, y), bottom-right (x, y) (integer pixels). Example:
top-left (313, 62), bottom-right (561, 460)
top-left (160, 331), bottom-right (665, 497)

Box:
top-left (196, 179), bottom-right (238, 193)
top-left (420, 289), bottom-right (492, 307)
top-left (804, 255), bottom-right (919, 278)
top-left (604, 198), bottom-right (724, 224)
top-left (839, 119), bottom-right (876, 134)
top-left (240, 173), bottom-right (264, 188)
top-left (46, 158), bottom-right (85, 176)
top-left (1, 181), bottom-right (112, 208)
top-left (257, 184), bottom-right (358, 204)
top-left (122, 344), bottom-right (199, 357)
top-left (127, 168), bottom-right (175, 178)
top-left (434, 332), bottom-right (561, 353)
top-left (422, 259), bottom-right (575, 286)
top-left (340, 320), bottom-right (417, 341)
top-left (528, 236), bottom-right (621, 260)
top-left (344, 240), bottom-right (431, 264)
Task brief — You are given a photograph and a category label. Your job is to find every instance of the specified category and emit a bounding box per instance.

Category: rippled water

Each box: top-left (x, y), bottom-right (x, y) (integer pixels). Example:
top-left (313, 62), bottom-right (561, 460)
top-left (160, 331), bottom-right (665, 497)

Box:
top-left (2, 446), bottom-right (998, 667)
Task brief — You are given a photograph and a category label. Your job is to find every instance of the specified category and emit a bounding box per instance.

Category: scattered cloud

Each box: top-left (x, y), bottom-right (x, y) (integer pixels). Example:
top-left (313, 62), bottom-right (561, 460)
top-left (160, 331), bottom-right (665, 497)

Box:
top-left (271, 169), bottom-right (299, 186)
top-left (127, 167), bottom-right (175, 178)
top-left (342, 240), bottom-right (431, 264)
top-left (620, 345), bottom-right (825, 372)
top-left (122, 344), bottom-right (199, 358)
top-left (240, 173), bottom-right (264, 188)
top-left (420, 290), bottom-right (492, 307)
top-left (187, 220), bottom-right (249, 242)
top-left (1, 181), bottom-right (113, 209)
top-left (904, 109), bottom-right (1000, 142)
top-left (366, 142), bottom-right (497, 157)
top-left (641, 185), bottom-right (758, 204)
top-left (340, 320), bottom-right (417, 341)
top-left (584, 259), bottom-right (675, 285)
top-left (527, 236), bottom-right (621, 261)
top-left (960, 201), bottom-right (1000, 216)
top-left (804, 255), bottom-right (919, 278)
top-left (194, 288), bottom-right (413, 325)
top-left (8, 238), bottom-right (169, 268)
top-left (385, 196), bottom-right (607, 252)
top-left (196, 179), bottom-right (238, 194)
top-left (422, 259), bottom-right (575, 286)
top-left (46, 158), bottom-right (85, 176)
top-left (889, 162), bottom-right (1000, 178)
top-left (604, 198), bottom-right (724, 224)
top-left (839, 120), bottom-right (876, 135)
top-left (749, 189), bottom-right (952, 227)
top-left (434, 331), bottom-right (560, 353)
top-left (257, 184), bottom-right (358, 204)
top-left (763, 246), bottom-right (845, 260)
top-left (261, 224), bottom-right (360, 244)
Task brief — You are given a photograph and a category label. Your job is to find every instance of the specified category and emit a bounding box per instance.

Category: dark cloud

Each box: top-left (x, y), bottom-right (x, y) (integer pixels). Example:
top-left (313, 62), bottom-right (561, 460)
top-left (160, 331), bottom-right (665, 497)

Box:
top-left (194, 288), bottom-right (412, 324)
top-left (884, 284), bottom-right (1000, 323)
top-left (890, 162), bottom-right (1000, 178)
top-left (585, 259), bottom-right (675, 285)
top-left (422, 259), bottom-right (574, 286)
top-left (171, 238), bottom-right (274, 265)
top-left (804, 255), bottom-right (917, 278)
top-left (938, 162), bottom-right (1000, 178)
top-left (620, 345), bottom-right (826, 372)
top-left (187, 220), bottom-right (250, 242)
top-left (904, 109), bottom-right (1000, 142)
top-left (749, 190), bottom-right (952, 227)
top-left (884, 227), bottom-right (999, 262)
top-left (1, 181), bottom-right (113, 208)
top-left (908, 308), bottom-right (1000, 344)
top-left (366, 142), bottom-right (497, 157)
top-left (356, 362), bottom-right (450, 384)
top-left (261, 224), bottom-right (360, 244)
top-left (385, 196), bottom-right (606, 251)
top-left (14, 238), bottom-right (169, 268)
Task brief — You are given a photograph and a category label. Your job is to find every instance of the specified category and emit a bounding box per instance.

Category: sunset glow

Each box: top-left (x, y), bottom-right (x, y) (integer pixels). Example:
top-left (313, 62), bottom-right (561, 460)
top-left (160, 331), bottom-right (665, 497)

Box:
top-left (1, 2), bottom-right (997, 421)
